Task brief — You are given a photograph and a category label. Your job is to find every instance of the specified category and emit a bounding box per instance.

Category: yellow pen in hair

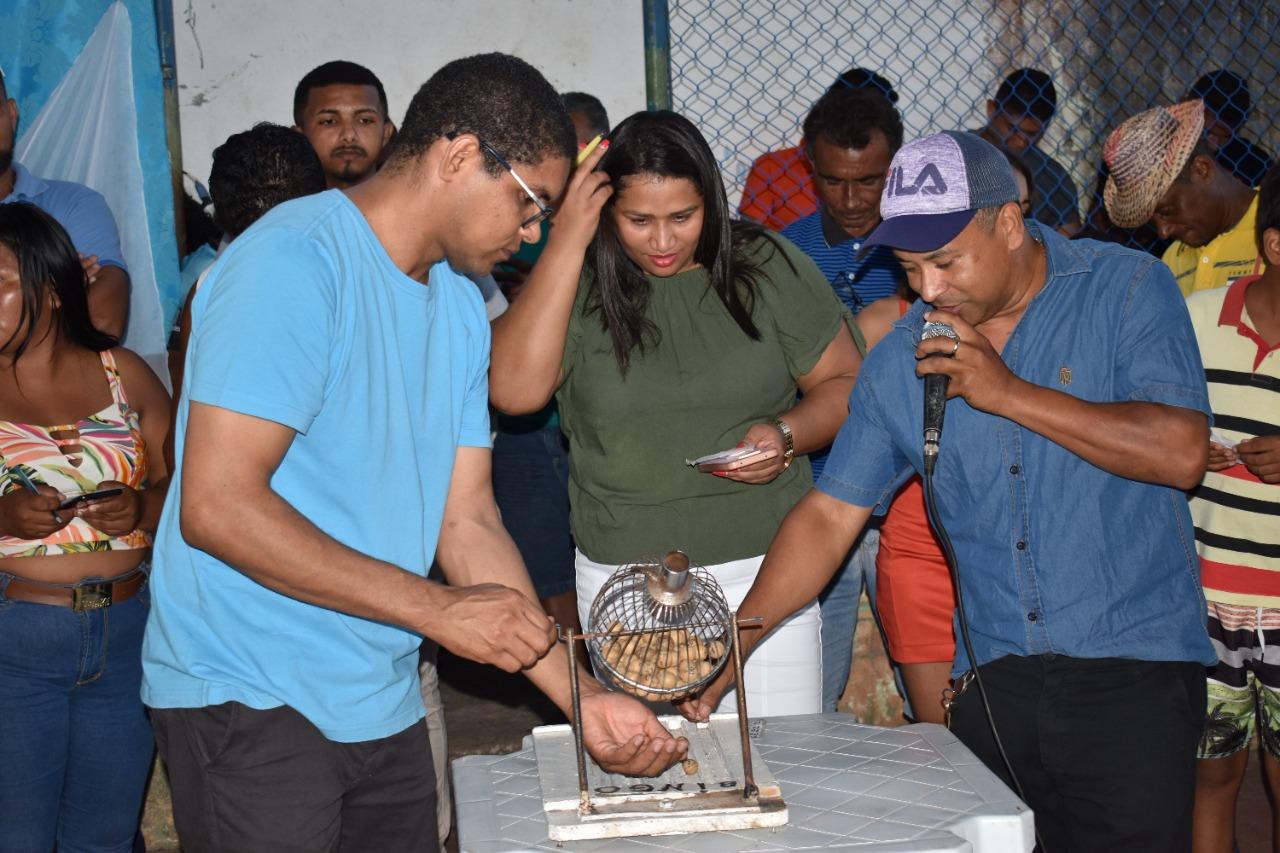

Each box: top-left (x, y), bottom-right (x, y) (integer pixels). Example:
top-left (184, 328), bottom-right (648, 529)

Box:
top-left (576, 134), bottom-right (604, 166)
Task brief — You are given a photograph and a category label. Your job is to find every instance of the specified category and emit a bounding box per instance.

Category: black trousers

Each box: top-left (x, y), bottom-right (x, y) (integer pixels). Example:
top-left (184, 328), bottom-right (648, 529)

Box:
top-left (151, 703), bottom-right (439, 853)
top-left (950, 654), bottom-right (1205, 853)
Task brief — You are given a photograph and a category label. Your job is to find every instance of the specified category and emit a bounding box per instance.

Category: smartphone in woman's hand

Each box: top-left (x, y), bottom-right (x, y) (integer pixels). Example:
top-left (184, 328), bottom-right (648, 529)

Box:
top-left (686, 444), bottom-right (779, 473)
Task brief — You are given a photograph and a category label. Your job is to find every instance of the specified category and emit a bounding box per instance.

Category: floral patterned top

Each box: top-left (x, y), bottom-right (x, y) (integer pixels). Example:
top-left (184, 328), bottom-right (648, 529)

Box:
top-left (0, 349), bottom-right (151, 557)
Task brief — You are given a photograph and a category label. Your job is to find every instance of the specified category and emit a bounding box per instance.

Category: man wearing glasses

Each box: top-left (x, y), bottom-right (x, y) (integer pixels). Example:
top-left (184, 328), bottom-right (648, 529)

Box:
top-left (141, 54), bottom-right (685, 853)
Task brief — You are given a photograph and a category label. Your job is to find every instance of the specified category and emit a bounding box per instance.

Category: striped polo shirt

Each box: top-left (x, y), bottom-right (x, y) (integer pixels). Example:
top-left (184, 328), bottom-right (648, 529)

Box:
top-left (1187, 275), bottom-right (1280, 607)
top-left (780, 208), bottom-right (904, 315)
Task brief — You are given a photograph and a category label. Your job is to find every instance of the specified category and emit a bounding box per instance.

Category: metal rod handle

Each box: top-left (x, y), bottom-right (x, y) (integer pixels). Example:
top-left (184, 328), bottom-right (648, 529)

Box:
top-left (565, 628), bottom-right (593, 815)
top-left (731, 614), bottom-right (759, 801)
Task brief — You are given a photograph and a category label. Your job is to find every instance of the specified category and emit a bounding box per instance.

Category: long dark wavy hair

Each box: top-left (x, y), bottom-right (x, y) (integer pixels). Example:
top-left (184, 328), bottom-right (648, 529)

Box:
top-left (586, 110), bottom-right (791, 372)
top-left (0, 202), bottom-right (116, 364)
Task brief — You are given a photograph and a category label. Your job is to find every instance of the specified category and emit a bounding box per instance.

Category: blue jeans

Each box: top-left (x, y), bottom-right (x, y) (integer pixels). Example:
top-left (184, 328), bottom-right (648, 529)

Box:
top-left (818, 528), bottom-right (880, 713)
top-left (491, 426), bottom-right (575, 599)
top-left (0, 572), bottom-right (155, 853)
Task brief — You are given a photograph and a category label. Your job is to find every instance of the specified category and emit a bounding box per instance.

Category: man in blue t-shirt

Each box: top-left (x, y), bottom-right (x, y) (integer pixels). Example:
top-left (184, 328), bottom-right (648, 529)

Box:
top-left (142, 54), bottom-right (685, 853)
top-left (780, 84), bottom-right (905, 712)
top-left (686, 131), bottom-right (1214, 851)
top-left (0, 68), bottom-right (130, 337)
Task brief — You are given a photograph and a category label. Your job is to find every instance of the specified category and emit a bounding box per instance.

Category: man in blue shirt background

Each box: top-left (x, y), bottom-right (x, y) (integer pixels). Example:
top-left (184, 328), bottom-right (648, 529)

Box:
top-left (688, 131), bottom-right (1214, 851)
top-left (975, 68), bottom-right (1081, 237)
top-left (0, 67), bottom-right (130, 338)
top-left (781, 84), bottom-right (905, 713)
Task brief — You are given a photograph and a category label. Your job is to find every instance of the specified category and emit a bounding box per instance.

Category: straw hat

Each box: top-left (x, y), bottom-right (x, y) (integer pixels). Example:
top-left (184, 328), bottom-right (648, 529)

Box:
top-left (1102, 100), bottom-right (1205, 228)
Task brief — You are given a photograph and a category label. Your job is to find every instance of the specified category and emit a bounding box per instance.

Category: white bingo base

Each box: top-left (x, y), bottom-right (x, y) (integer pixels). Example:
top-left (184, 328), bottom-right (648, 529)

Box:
top-left (453, 713), bottom-right (1034, 852)
top-left (534, 715), bottom-right (787, 840)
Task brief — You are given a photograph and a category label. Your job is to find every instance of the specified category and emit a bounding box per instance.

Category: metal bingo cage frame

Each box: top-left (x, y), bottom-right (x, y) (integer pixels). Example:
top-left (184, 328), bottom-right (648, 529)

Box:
top-left (644, 0), bottom-right (1277, 252)
top-left (564, 550), bottom-right (766, 816)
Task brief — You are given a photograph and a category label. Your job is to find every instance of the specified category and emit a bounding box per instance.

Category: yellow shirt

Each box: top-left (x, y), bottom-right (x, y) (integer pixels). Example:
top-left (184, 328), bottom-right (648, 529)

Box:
top-left (1162, 194), bottom-right (1262, 297)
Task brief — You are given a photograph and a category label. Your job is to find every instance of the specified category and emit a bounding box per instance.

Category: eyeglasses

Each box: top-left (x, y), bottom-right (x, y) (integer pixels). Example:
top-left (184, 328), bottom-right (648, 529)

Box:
top-left (446, 131), bottom-right (554, 229)
top-left (832, 271), bottom-right (867, 313)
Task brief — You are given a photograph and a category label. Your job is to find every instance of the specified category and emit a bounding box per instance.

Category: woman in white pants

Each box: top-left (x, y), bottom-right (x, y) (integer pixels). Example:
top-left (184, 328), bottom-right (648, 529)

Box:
top-left (490, 110), bottom-right (861, 717)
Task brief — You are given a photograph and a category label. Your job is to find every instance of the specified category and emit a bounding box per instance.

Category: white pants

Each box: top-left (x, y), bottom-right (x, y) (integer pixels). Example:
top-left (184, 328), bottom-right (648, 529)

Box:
top-left (575, 550), bottom-right (822, 717)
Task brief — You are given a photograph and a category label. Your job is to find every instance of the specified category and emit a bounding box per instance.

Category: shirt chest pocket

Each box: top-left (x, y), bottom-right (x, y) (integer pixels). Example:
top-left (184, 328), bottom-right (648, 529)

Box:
top-left (1015, 330), bottom-right (1116, 405)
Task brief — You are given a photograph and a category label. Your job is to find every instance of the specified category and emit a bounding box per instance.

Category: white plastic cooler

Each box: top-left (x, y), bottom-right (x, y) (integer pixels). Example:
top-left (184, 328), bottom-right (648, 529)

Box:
top-left (453, 713), bottom-right (1033, 852)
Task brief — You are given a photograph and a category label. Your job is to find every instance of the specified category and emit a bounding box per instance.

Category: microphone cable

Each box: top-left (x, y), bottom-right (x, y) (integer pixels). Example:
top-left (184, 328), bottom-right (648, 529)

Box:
top-left (923, 463), bottom-right (1046, 852)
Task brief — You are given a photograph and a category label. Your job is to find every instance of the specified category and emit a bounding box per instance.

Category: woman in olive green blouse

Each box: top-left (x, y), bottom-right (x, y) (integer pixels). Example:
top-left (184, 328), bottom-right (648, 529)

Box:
top-left (491, 111), bottom-right (860, 715)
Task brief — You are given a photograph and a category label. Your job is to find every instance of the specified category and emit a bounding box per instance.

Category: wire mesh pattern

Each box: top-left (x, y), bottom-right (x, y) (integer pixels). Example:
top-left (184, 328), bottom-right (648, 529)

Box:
top-left (668, 0), bottom-right (1278, 251)
top-left (586, 556), bottom-right (733, 700)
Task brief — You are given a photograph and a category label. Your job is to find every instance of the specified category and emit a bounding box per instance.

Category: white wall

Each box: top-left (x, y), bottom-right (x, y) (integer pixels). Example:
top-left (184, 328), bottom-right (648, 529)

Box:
top-left (174, 0), bottom-right (647, 184)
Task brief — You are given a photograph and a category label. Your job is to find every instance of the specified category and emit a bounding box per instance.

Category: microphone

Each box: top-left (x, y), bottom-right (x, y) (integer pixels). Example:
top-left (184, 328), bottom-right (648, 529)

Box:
top-left (920, 320), bottom-right (959, 474)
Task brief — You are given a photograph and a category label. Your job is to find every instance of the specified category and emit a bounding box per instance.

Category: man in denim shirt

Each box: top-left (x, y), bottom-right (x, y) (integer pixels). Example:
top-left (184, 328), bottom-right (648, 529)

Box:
top-left (685, 131), bottom-right (1215, 851)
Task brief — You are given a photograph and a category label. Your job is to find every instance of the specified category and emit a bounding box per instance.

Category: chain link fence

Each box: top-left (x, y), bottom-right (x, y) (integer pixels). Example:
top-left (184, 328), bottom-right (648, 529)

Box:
top-left (667, 0), bottom-right (1278, 251)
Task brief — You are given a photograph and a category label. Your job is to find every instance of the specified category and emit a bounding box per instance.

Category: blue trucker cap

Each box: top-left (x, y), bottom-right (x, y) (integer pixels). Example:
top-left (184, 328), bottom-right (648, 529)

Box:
top-left (861, 130), bottom-right (1020, 255)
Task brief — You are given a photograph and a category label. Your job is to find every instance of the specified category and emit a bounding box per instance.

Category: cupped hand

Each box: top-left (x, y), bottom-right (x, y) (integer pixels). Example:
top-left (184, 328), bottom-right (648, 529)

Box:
top-left (580, 689), bottom-right (688, 777)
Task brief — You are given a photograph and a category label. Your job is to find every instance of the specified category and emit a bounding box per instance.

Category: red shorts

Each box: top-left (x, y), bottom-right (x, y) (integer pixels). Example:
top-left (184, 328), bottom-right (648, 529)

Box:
top-left (875, 477), bottom-right (956, 664)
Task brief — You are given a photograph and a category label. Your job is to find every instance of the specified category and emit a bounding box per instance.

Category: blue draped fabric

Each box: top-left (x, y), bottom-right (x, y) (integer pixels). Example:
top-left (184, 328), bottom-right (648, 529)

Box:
top-left (0, 0), bottom-right (180, 333)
